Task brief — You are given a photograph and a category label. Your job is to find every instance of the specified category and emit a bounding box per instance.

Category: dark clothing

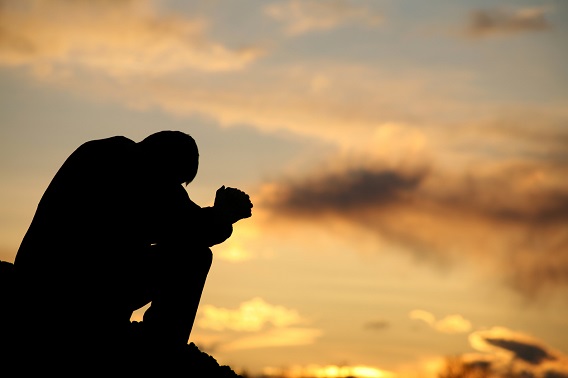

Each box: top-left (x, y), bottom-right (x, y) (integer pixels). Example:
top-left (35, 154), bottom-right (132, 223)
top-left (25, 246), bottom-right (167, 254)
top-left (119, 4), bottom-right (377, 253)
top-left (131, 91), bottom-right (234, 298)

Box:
top-left (11, 136), bottom-right (231, 372)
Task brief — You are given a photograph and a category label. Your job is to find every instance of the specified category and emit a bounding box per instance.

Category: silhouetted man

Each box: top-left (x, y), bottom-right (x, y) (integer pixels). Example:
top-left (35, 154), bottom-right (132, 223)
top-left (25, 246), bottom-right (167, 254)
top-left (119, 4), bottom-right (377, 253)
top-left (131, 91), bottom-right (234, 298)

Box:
top-left (11, 131), bottom-right (252, 373)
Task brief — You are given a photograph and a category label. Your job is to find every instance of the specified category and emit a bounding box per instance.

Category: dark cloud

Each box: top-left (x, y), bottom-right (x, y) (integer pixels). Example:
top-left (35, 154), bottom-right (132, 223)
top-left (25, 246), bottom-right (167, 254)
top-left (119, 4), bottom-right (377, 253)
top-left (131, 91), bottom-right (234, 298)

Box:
top-left (260, 161), bottom-right (568, 297)
top-left (466, 328), bottom-right (568, 378)
top-left (364, 320), bottom-right (390, 331)
top-left (264, 168), bottom-right (426, 215)
top-left (466, 7), bottom-right (551, 38)
top-left (484, 337), bottom-right (555, 365)
top-left (262, 163), bottom-right (568, 229)
top-left (489, 191), bottom-right (568, 224)
top-left (439, 354), bottom-right (568, 378)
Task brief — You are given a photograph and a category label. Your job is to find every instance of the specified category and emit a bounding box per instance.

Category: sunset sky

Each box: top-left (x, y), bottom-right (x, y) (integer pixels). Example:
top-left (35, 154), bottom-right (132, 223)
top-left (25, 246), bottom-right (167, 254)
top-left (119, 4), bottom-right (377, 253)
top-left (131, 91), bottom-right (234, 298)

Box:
top-left (1, 1), bottom-right (568, 377)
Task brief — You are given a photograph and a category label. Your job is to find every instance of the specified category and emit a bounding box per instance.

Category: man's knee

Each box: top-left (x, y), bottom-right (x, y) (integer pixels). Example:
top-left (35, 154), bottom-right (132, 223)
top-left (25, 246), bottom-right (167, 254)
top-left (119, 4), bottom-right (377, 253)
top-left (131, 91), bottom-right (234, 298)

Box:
top-left (200, 247), bottom-right (213, 268)
top-left (166, 245), bottom-right (212, 278)
top-left (185, 247), bottom-right (212, 278)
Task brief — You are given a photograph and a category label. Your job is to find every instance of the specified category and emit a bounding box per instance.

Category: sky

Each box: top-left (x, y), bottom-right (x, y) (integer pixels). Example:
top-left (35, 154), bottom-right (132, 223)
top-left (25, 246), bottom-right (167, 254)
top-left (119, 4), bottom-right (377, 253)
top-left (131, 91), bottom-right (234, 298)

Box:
top-left (1, 0), bottom-right (568, 377)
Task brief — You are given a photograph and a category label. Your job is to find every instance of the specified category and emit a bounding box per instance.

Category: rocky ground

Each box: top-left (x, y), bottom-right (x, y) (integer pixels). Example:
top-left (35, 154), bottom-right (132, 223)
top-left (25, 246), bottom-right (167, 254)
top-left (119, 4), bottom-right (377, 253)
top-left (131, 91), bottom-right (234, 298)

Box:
top-left (176, 341), bottom-right (243, 377)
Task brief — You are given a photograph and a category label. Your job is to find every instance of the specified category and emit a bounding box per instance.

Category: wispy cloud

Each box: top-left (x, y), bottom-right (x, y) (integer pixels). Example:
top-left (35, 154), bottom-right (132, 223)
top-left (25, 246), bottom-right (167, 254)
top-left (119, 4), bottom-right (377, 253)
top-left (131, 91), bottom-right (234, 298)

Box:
top-left (34, 63), bottom-right (480, 150)
top-left (258, 156), bottom-right (568, 297)
top-left (409, 310), bottom-right (472, 334)
top-left (3, 1), bottom-right (563, 163)
top-left (466, 327), bottom-right (568, 377)
top-left (264, 0), bottom-right (382, 36)
top-left (197, 297), bottom-right (306, 332)
top-left (221, 327), bottom-right (322, 351)
top-left (465, 7), bottom-right (551, 38)
top-left (0, 0), bottom-right (263, 76)
top-left (195, 298), bottom-right (321, 351)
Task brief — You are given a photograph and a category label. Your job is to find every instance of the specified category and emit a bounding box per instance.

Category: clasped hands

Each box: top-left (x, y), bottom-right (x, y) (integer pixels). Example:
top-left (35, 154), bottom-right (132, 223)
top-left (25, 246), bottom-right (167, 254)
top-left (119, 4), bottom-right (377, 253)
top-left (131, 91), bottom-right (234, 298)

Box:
top-left (214, 186), bottom-right (253, 224)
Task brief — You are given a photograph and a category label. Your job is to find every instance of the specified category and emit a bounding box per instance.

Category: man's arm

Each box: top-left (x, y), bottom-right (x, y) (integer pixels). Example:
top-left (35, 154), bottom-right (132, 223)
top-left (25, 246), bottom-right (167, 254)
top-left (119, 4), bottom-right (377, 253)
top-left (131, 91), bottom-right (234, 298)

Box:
top-left (213, 186), bottom-right (253, 223)
top-left (177, 185), bottom-right (253, 247)
top-left (140, 185), bottom-right (252, 347)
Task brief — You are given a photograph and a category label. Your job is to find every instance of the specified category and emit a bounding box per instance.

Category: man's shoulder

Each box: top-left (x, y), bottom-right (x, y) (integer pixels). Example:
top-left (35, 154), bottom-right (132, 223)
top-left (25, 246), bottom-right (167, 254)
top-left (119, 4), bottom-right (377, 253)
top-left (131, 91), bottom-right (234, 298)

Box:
top-left (80, 135), bottom-right (134, 149)
top-left (72, 136), bottom-right (135, 158)
top-left (54, 136), bottom-right (135, 175)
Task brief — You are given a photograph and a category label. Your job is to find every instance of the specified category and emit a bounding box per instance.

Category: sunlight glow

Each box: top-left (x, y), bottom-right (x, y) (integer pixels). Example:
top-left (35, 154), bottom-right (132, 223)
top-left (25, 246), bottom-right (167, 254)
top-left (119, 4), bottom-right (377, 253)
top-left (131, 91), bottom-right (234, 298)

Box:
top-left (409, 310), bottom-right (472, 334)
top-left (198, 297), bottom-right (305, 332)
top-left (262, 364), bottom-right (396, 378)
top-left (216, 244), bottom-right (253, 262)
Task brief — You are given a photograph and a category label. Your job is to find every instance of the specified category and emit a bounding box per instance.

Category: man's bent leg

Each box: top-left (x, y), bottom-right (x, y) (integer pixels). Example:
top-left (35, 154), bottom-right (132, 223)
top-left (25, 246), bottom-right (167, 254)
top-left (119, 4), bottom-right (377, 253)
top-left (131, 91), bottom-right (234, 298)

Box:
top-left (141, 244), bottom-right (213, 347)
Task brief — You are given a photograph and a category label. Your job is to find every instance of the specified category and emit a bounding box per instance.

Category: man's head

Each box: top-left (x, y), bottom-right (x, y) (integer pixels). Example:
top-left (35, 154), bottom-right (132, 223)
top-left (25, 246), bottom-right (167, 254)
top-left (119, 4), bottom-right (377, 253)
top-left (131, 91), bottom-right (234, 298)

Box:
top-left (138, 130), bottom-right (199, 185)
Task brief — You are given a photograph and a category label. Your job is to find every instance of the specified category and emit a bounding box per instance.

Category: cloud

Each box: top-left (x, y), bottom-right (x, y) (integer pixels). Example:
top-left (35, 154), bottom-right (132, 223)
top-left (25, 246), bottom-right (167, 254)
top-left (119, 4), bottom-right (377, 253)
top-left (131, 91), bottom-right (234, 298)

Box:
top-left (1, 0), bottom-right (565, 156)
top-left (484, 338), bottom-right (553, 365)
top-left (261, 160), bottom-right (568, 227)
top-left (38, 62), bottom-right (482, 151)
top-left (195, 298), bottom-right (321, 351)
top-left (262, 167), bottom-right (426, 215)
top-left (470, 327), bottom-right (556, 364)
top-left (0, 1), bottom-right (479, 156)
top-left (409, 310), bottom-right (436, 327)
top-left (435, 315), bottom-right (473, 334)
top-left (465, 327), bottom-right (568, 377)
top-left (258, 157), bottom-right (568, 297)
top-left (364, 320), bottom-right (390, 331)
top-left (220, 327), bottom-right (322, 351)
top-left (465, 7), bottom-right (551, 38)
top-left (409, 310), bottom-right (472, 334)
top-left (197, 297), bottom-right (306, 332)
top-left (264, 0), bottom-right (382, 36)
top-left (0, 0), bottom-right (263, 76)
top-left (3, 1), bottom-right (562, 161)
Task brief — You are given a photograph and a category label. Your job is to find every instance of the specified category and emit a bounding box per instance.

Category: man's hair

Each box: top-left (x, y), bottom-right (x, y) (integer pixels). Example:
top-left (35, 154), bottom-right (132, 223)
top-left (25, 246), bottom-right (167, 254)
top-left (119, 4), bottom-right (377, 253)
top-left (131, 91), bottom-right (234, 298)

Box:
top-left (140, 130), bottom-right (199, 185)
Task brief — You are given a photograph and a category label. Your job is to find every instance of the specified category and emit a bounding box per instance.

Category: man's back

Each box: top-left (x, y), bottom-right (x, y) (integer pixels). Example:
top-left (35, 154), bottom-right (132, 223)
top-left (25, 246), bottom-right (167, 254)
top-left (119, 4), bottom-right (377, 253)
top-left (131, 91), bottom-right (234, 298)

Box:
top-left (10, 136), bottom-right (143, 369)
top-left (16, 136), bottom-right (136, 270)
top-left (14, 135), bottom-right (192, 310)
